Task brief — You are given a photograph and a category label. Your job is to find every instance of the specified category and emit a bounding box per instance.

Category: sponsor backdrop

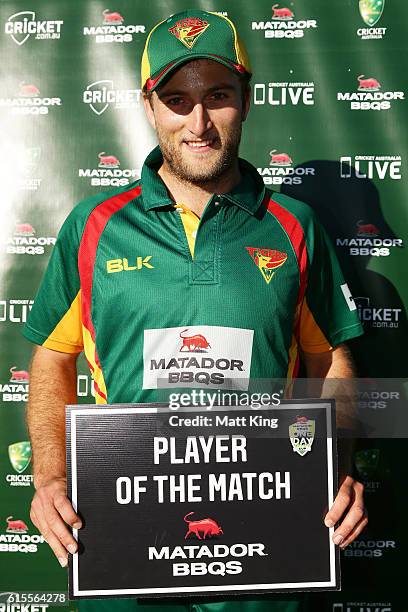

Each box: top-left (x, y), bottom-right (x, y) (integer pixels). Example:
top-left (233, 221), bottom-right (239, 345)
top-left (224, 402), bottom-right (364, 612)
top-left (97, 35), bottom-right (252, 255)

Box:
top-left (0, 0), bottom-right (406, 610)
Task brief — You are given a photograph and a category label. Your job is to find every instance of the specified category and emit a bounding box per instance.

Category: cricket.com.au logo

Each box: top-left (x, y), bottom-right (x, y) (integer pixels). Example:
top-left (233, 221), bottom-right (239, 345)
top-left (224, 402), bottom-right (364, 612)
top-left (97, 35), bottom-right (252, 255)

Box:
top-left (83, 80), bottom-right (142, 115)
top-left (78, 151), bottom-right (140, 187)
top-left (252, 3), bottom-right (317, 39)
top-left (357, 0), bottom-right (387, 40)
top-left (0, 299), bottom-right (33, 324)
top-left (3, 222), bottom-right (56, 256)
top-left (336, 222), bottom-right (403, 257)
top-left (355, 296), bottom-right (401, 329)
top-left (337, 74), bottom-right (405, 111)
top-left (83, 8), bottom-right (145, 44)
top-left (0, 82), bottom-right (62, 115)
top-left (258, 149), bottom-right (316, 185)
top-left (1, 366), bottom-right (29, 403)
top-left (6, 441), bottom-right (33, 487)
top-left (340, 155), bottom-right (402, 181)
top-left (4, 11), bottom-right (63, 45)
top-left (254, 80), bottom-right (315, 106)
top-left (0, 515), bottom-right (45, 554)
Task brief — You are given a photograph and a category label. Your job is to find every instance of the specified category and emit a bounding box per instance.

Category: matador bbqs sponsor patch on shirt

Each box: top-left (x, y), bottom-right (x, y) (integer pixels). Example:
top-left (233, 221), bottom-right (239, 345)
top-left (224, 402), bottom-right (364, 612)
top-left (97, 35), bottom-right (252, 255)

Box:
top-left (143, 326), bottom-right (254, 390)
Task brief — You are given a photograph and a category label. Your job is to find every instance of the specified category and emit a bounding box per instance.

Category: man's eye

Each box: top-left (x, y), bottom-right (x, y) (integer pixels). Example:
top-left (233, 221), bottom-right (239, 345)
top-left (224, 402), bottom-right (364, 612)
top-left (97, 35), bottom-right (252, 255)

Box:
top-left (211, 92), bottom-right (227, 100)
top-left (167, 97), bottom-right (183, 106)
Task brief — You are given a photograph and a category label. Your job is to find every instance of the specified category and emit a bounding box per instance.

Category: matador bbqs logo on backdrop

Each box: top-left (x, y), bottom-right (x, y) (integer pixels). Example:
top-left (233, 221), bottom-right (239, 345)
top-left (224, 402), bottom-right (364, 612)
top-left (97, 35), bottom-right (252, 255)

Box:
top-left (82, 8), bottom-right (146, 44)
top-left (78, 151), bottom-right (140, 187)
top-left (82, 80), bottom-right (142, 115)
top-left (0, 516), bottom-right (45, 554)
top-left (258, 149), bottom-right (316, 185)
top-left (335, 222), bottom-right (403, 257)
top-left (337, 74), bottom-right (405, 110)
top-left (4, 11), bottom-right (63, 45)
top-left (3, 222), bottom-right (56, 256)
top-left (0, 82), bottom-right (62, 115)
top-left (251, 3), bottom-right (318, 39)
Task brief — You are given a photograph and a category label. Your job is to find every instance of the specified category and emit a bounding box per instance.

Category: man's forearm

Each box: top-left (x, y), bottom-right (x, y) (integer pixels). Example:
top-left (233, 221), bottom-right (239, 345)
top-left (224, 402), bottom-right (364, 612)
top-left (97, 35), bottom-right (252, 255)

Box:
top-left (26, 346), bottom-right (78, 489)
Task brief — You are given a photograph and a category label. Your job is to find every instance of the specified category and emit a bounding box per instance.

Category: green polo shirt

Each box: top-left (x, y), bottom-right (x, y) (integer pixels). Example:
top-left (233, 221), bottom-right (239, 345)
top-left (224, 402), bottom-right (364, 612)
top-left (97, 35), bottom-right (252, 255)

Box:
top-left (23, 146), bottom-right (363, 403)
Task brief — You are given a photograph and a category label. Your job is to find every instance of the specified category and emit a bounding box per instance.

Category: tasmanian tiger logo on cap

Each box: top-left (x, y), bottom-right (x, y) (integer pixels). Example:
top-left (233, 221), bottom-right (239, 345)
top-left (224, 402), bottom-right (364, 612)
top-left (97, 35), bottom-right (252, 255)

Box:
top-left (169, 17), bottom-right (210, 49)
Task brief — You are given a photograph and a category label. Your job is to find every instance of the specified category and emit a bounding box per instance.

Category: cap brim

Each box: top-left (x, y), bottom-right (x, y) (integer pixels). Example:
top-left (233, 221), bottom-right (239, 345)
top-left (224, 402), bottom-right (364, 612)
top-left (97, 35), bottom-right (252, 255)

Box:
top-left (145, 53), bottom-right (248, 92)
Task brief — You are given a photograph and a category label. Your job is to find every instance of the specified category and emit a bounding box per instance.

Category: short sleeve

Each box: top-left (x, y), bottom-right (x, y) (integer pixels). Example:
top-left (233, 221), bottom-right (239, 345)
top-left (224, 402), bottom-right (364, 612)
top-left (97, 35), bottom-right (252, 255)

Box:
top-left (299, 218), bottom-right (363, 353)
top-left (23, 210), bottom-right (84, 354)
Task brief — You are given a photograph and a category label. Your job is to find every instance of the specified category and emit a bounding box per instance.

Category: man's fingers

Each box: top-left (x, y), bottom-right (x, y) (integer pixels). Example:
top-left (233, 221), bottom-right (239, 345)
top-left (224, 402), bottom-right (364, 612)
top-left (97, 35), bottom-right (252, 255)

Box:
top-left (324, 477), bottom-right (355, 526)
top-left (340, 513), bottom-right (368, 548)
top-left (332, 502), bottom-right (365, 545)
top-left (54, 493), bottom-right (82, 529)
top-left (42, 500), bottom-right (78, 554)
top-left (30, 502), bottom-right (69, 567)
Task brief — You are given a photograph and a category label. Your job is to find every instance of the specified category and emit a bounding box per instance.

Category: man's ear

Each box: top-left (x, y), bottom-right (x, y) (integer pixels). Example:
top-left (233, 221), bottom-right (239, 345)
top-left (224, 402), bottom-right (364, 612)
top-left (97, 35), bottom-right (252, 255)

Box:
top-left (242, 85), bottom-right (251, 122)
top-left (143, 92), bottom-right (156, 129)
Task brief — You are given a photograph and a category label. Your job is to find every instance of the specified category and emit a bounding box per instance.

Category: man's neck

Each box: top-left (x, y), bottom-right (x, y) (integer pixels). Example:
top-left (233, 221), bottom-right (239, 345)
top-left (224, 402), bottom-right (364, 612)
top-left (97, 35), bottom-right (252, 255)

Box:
top-left (158, 161), bottom-right (241, 217)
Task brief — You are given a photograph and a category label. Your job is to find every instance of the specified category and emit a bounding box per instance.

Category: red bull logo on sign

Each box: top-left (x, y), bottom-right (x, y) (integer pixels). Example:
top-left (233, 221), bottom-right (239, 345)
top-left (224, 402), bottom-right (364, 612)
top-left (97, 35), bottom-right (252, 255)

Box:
top-left (269, 150), bottom-right (293, 166)
top-left (19, 82), bottom-right (40, 98)
top-left (14, 223), bottom-right (35, 236)
top-left (98, 152), bottom-right (120, 168)
top-left (358, 75), bottom-right (381, 91)
top-left (272, 4), bottom-right (295, 19)
top-left (9, 367), bottom-right (29, 383)
top-left (357, 220), bottom-right (380, 237)
top-left (103, 9), bottom-right (124, 24)
top-left (6, 516), bottom-right (28, 533)
top-left (184, 512), bottom-right (223, 540)
top-left (180, 329), bottom-right (210, 353)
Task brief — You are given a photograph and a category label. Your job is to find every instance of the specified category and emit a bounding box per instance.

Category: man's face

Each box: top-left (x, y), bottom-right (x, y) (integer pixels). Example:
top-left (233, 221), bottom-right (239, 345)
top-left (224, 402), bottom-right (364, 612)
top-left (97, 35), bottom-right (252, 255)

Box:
top-left (143, 59), bottom-right (250, 185)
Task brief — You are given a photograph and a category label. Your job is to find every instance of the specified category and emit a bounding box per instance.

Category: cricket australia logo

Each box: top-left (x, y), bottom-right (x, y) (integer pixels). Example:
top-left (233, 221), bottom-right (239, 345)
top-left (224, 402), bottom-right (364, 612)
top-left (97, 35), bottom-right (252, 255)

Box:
top-left (169, 17), bottom-right (209, 49)
top-left (289, 416), bottom-right (315, 456)
top-left (359, 0), bottom-right (384, 26)
top-left (246, 247), bottom-right (287, 284)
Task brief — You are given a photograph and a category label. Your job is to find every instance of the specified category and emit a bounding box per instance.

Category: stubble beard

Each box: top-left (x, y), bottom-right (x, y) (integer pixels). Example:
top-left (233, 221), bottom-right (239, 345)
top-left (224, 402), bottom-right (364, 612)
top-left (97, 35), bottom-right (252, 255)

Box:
top-left (156, 124), bottom-right (243, 188)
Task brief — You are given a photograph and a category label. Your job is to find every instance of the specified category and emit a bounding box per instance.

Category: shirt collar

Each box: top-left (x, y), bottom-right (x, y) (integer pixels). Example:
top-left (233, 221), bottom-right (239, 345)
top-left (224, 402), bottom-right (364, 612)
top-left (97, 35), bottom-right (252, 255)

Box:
top-left (140, 146), bottom-right (266, 215)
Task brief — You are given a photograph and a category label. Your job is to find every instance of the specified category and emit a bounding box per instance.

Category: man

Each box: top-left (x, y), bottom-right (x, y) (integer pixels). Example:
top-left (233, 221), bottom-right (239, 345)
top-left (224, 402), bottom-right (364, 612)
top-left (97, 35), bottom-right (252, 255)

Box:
top-left (24, 9), bottom-right (367, 612)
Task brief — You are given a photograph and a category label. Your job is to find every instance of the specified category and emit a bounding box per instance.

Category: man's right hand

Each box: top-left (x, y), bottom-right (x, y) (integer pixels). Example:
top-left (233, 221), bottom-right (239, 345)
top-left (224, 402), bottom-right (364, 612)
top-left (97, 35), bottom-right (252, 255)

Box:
top-left (30, 477), bottom-right (82, 567)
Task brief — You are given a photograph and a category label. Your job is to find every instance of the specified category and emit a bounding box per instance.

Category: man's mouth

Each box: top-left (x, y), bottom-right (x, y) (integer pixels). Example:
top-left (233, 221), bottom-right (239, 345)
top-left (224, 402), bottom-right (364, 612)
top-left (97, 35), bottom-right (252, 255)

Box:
top-left (184, 138), bottom-right (217, 150)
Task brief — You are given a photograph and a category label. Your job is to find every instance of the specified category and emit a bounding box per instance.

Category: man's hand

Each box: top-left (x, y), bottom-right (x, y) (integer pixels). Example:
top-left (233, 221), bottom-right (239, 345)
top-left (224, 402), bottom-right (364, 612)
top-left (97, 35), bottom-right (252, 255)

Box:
top-left (324, 476), bottom-right (368, 548)
top-left (30, 476), bottom-right (82, 567)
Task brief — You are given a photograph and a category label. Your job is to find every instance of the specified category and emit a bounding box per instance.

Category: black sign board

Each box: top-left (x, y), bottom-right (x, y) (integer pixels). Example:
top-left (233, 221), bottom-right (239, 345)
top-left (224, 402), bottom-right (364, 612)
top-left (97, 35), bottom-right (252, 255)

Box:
top-left (66, 401), bottom-right (339, 598)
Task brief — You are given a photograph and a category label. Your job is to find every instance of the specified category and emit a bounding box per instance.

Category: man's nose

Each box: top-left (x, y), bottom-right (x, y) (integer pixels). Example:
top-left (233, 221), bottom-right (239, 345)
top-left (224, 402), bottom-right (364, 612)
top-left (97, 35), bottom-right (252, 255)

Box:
top-left (187, 103), bottom-right (213, 136)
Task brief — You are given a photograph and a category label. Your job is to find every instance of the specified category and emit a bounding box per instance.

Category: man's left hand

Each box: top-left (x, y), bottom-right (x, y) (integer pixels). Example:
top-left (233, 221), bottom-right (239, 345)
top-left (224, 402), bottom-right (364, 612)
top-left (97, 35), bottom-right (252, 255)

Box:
top-left (324, 476), bottom-right (368, 548)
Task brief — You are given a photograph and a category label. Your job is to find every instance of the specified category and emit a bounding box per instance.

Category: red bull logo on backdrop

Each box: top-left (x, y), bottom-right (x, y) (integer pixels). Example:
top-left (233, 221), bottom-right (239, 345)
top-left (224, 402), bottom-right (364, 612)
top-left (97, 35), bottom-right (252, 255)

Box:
top-left (337, 75), bottom-right (405, 110)
top-left (83, 80), bottom-right (142, 115)
top-left (0, 82), bottom-right (62, 115)
top-left (340, 155), bottom-right (402, 181)
top-left (4, 11), bottom-right (63, 45)
top-left (252, 4), bottom-right (317, 38)
top-left (143, 325), bottom-right (254, 390)
top-left (258, 150), bottom-right (316, 185)
top-left (0, 367), bottom-right (29, 402)
top-left (254, 80), bottom-right (315, 106)
top-left (3, 224), bottom-right (56, 255)
top-left (83, 9), bottom-right (145, 43)
top-left (78, 152), bottom-right (139, 187)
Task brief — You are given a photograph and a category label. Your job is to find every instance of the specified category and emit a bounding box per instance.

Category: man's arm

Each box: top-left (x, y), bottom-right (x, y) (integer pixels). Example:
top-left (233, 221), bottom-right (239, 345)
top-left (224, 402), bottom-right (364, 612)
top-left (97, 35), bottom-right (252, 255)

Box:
top-left (27, 345), bottom-right (82, 567)
top-left (302, 344), bottom-right (368, 549)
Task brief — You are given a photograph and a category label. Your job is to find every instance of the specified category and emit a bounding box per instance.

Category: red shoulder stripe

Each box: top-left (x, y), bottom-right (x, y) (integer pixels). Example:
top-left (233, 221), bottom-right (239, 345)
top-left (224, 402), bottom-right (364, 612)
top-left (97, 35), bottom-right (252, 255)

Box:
top-left (78, 186), bottom-right (142, 368)
top-left (264, 196), bottom-right (308, 306)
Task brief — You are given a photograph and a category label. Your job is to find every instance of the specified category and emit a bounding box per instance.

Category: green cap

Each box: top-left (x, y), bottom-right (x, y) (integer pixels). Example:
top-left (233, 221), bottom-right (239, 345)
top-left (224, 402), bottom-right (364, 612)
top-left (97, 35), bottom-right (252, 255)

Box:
top-left (141, 10), bottom-right (252, 92)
